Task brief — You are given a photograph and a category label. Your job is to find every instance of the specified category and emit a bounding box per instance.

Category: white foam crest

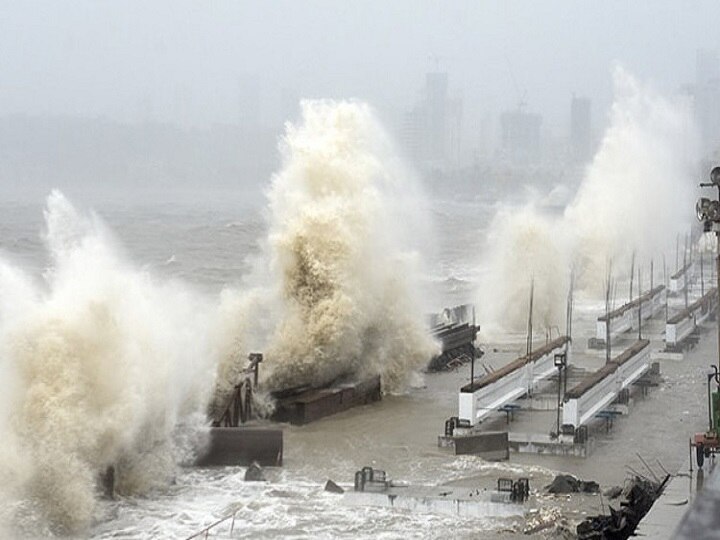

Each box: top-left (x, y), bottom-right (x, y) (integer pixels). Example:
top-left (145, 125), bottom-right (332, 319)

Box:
top-left (565, 66), bottom-right (699, 291)
top-left (478, 67), bottom-right (699, 332)
top-left (479, 205), bottom-right (569, 336)
top-left (216, 100), bottom-right (437, 397)
top-left (0, 192), bottom-right (215, 534)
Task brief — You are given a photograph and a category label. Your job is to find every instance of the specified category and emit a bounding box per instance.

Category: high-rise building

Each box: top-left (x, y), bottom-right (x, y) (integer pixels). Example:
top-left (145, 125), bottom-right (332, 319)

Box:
top-left (400, 72), bottom-right (463, 171)
top-left (570, 95), bottom-right (592, 163)
top-left (499, 108), bottom-right (542, 163)
top-left (400, 107), bottom-right (424, 162)
top-left (695, 49), bottom-right (720, 155)
top-left (425, 72), bottom-right (449, 163)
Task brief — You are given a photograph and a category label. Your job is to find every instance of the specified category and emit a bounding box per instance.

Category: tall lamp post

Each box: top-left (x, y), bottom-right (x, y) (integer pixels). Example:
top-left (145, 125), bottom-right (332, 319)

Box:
top-left (696, 166), bottom-right (720, 373)
top-left (554, 352), bottom-right (567, 437)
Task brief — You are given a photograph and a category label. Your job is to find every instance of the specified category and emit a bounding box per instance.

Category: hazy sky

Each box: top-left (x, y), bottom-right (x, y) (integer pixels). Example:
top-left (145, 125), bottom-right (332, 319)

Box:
top-left (2, 1), bottom-right (720, 133)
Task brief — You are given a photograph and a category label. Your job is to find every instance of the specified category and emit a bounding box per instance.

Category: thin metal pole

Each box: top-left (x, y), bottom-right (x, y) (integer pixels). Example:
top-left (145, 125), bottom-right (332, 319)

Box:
top-left (527, 278), bottom-right (534, 357)
top-left (709, 372), bottom-right (714, 433)
top-left (556, 365), bottom-right (562, 436)
top-left (606, 264), bottom-right (612, 364)
top-left (651, 258), bottom-right (654, 291)
top-left (685, 236), bottom-right (689, 310)
top-left (638, 266), bottom-right (642, 340)
top-left (663, 255), bottom-right (669, 321)
top-left (470, 351), bottom-right (475, 385)
top-left (629, 251), bottom-right (636, 302)
top-left (716, 231), bottom-right (720, 374)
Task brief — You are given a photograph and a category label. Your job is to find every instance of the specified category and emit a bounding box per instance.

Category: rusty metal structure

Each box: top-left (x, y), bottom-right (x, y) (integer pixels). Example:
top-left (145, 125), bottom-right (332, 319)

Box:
top-left (196, 353), bottom-right (284, 467)
top-left (212, 353), bottom-right (262, 427)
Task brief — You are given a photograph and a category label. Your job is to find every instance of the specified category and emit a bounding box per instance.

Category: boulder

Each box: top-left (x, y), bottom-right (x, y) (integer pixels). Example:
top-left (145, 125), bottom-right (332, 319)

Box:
top-left (546, 474), bottom-right (599, 494)
top-left (324, 479), bottom-right (344, 494)
top-left (244, 461), bottom-right (266, 482)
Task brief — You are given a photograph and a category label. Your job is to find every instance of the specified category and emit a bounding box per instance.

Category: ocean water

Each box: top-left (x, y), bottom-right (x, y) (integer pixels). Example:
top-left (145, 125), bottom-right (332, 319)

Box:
top-left (0, 191), bottom-right (713, 539)
top-left (0, 77), bottom-right (708, 537)
top-left (0, 193), bottom-right (531, 539)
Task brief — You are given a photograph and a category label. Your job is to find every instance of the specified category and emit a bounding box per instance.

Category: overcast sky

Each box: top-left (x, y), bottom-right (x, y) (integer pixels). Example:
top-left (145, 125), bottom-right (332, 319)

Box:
top-left (2, 1), bottom-right (719, 134)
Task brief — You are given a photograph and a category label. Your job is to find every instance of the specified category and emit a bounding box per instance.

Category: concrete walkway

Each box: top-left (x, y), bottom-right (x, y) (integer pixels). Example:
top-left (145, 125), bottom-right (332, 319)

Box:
top-left (637, 455), bottom-right (720, 539)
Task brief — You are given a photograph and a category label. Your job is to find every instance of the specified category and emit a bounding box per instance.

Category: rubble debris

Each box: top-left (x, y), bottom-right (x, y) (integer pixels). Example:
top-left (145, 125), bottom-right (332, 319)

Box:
top-left (244, 461), bottom-right (265, 482)
top-left (427, 304), bottom-right (480, 372)
top-left (324, 479), bottom-right (344, 494)
top-left (603, 486), bottom-right (623, 499)
top-left (576, 474), bottom-right (669, 539)
top-left (546, 474), bottom-right (599, 494)
top-left (524, 507), bottom-right (574, 537)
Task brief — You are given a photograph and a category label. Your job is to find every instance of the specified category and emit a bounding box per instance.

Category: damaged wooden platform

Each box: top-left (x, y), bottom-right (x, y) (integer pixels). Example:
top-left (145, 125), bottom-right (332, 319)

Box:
top-left (272, 375), bottom-right (382, 425)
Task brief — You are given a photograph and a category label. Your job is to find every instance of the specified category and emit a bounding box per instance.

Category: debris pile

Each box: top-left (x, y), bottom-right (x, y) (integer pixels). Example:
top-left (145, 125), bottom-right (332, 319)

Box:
top-left (546, 474), bottom-right (600, 494)
top-left (576, 475), bottom-right (669, 539)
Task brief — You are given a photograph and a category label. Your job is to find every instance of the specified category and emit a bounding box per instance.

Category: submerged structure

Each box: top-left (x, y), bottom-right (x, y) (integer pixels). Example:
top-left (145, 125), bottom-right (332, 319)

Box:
top-left (342, 466), bottom-right (529, 519)
top-left (428, 304), bottom-right (481, 371)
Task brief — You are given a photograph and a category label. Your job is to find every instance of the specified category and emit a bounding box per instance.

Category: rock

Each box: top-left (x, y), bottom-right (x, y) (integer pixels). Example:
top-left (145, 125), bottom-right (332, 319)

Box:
top-left (604, 485), bottom-right (623, 499)
top-left (99, 466), bottom-right (115, 499)
top-left (546, 474), bottom-right (580, 494)
top-left (244, 461), bottom-right (265, 482)
top-left (579, 480), bottom-right (600, 494)
top-left (324, 479), bottom-right (344, 494)
top-left (546, 474), bottom-right (599, 494)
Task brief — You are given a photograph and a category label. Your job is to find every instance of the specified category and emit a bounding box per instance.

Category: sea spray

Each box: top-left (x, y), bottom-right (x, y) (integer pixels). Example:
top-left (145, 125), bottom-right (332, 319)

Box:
top-left (565, 67), bottom-right (699, 292)
top-left (0, 192), bottom-right (215, 534)
top-left (478, 67), bottom-right (699, 333)
top-left (215, 100), bottom-right (437, 398)
top-left (480, 205), bottom-right (569, 336)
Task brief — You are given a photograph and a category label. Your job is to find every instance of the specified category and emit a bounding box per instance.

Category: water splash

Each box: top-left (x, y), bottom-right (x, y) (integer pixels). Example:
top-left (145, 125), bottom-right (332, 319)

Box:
top-left (0, 191), bottom-right (215, 534)
top-left (479, 67), bottom-right (699, 333)
top-left (215, 100), bottom-right (437, 398)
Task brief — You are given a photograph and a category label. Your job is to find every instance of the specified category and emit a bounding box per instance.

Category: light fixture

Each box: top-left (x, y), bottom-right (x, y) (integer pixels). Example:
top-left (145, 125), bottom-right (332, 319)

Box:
top-left (711, 166), bottom-right (720, 186)
top-left (697, 197), bottom-right (720, 225)
top-left (698, 198), bottom-right (712, 221)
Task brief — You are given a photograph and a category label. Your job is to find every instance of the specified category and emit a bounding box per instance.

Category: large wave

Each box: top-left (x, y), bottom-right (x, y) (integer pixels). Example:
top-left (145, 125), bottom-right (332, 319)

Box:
top-left (0, 192), bottom-right (215, 534)
top-left (479, 67), bottom-right (699, 333)
top-left (215, 100), bottom-right (437, 400)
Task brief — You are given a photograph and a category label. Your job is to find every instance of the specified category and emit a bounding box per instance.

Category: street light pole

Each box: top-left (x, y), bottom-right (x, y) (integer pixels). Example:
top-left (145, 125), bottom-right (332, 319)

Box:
top-left (554, 352), bottom-right (567, 437)
top-left (716, 232), bottom-right (720, 374)
top-left (696, 166), bottom-right (720, 374)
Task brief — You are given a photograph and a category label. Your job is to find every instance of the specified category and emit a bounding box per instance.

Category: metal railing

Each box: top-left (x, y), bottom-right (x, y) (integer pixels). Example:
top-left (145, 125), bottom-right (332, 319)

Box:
top-left (185, 511), bottom-right (240, 539)
top-left (212, 353), bottom-right (262, 427)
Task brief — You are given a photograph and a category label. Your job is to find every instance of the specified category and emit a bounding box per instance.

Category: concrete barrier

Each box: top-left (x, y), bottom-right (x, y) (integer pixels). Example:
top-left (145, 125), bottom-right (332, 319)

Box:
top-left (194, 426), bottom-right (283, 467)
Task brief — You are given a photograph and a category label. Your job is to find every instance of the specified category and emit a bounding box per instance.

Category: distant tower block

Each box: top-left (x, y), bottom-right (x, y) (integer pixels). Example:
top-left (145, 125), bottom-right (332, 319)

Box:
top-left (570, 95), bottom-right (592, 163)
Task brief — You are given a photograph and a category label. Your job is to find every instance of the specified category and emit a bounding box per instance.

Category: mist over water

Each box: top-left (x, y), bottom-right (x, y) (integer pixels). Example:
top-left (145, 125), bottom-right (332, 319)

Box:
top-left (216, 100), bottom-right (437, 398)
top-left (0, 100), bottom-right (438, 534)
top-left (0, 192), bottom-right (215, 534)
top-left (478, 67), bottom-right (700, 334)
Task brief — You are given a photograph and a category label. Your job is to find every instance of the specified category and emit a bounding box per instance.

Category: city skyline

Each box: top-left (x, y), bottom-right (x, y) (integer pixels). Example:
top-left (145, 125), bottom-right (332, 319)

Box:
top-left (2, 1), bottom-right (719, 132)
